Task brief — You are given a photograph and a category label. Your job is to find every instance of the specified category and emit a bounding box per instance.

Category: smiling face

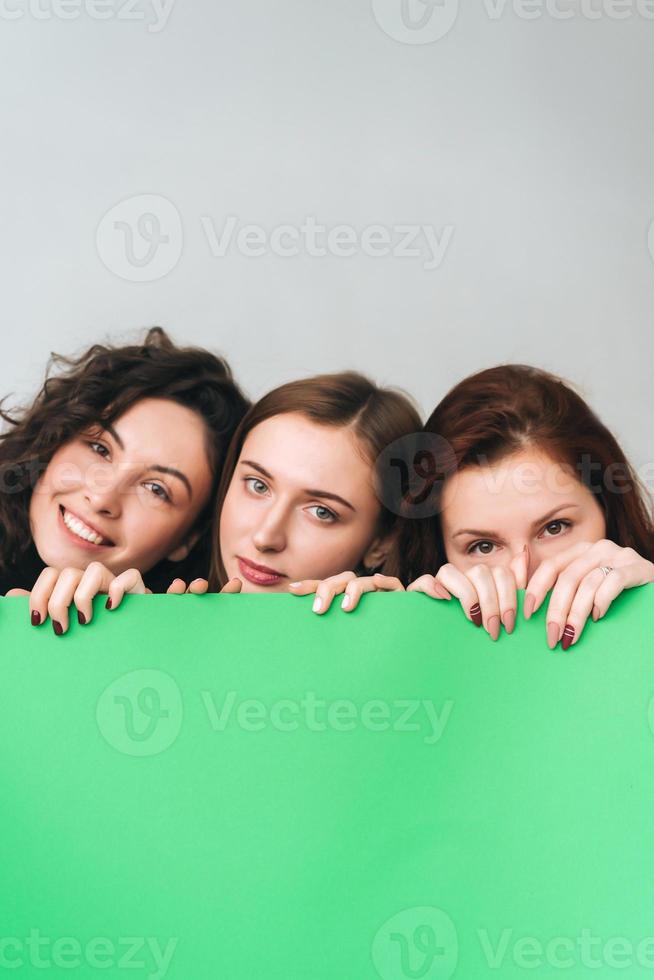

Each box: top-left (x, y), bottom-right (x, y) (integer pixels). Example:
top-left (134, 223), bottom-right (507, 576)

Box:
top-left (29, 397), bottom-right (214, 575)
top-left (218, 413), bottom-right (386, 592)
top-left (441, 448), bottom-right (607, 577)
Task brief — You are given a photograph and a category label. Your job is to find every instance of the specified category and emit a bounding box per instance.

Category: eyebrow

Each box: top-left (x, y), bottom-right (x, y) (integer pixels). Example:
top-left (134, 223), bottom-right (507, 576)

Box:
top-left (104, 424), bottom-right (193, 499)
top-left (452, 503), bottom-right (581, 539)
top-left (240, 459), bottom-right (356, 512)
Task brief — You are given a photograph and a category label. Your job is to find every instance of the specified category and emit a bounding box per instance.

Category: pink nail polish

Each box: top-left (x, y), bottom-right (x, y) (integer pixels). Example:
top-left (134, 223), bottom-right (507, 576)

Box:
top-left (488, 615), bottom-right (501, 641)
top-left (523, 593), bottom-right (536, 620)
top-left (547, 622), bottom-right (560, 649)
top-left (592, 605), bottom-right (600, 622)
top-left (503, 609), bottom-right (516, 634)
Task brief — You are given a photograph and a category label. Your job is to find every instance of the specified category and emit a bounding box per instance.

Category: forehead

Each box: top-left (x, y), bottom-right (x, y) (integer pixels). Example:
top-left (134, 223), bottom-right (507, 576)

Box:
top-left (111, 398), bottom-right (209, 464)
top-left (240, 413), bottom-right (375, 498)
top-left (442, 449), bottom-right (589, 527)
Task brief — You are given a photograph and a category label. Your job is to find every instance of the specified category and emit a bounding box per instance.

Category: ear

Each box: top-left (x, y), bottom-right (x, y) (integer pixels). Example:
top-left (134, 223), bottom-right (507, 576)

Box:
top-left (165, 529), bottom-right (202, 563)
top-left (361, 533), bottom-right (393, 572)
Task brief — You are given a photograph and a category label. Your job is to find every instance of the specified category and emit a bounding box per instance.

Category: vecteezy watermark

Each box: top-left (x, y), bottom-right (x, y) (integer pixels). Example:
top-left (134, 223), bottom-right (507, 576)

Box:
top-left (372, 907), bottom-right (459, 980)
top-left (96, 194), bottom-right (183, 282)
top-left (0, 931), bottom-right (177, 979)
top-left (477, 926), bottom-right (654, 970)
top-left (372, 0), bottom-right (461, 44)
top-left (201, 691), bottom-right (454, 746)
top-left (372, 0), bottom-right (654, 44)
top-left (0, 0), bottom-right (175, 31)
top-left (96, 669), bottom-right (184, 757)
top-left (375, 432), bottom-right (457, 520)
top-left (200, 215), bottom-right (454, 270)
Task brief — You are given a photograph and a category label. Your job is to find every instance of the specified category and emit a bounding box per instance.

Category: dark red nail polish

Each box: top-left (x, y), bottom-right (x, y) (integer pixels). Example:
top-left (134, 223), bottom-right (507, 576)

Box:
top-left (470, 603), bottom-right (483, 627)
top-left (31, 610), bottom-right (41, 626)
top-left (53, 621), bottom-right (63, 636)
top-left (78, 611), bottom-right (86, 626)
top-left (105, 598), bottom-right (112, 610)
top-left (561, 624), bottom-right (575, 651)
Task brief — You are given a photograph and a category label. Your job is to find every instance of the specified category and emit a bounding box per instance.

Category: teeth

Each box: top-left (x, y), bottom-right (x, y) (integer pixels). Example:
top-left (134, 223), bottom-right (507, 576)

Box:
top-left (62, 509), bottom-right (104, 545)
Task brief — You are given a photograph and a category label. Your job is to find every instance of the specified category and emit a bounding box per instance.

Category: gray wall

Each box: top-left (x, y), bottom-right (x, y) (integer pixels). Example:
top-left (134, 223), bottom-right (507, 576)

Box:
top-left (1, 0), bottom-right (652, 479)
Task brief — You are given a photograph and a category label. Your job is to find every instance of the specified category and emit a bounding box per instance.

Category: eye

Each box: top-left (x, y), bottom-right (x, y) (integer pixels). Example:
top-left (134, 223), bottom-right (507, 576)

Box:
top-left (245, 477), bottom-right (269, 495)
top-left (143, 482), bottom-right (171, 503)
top-left (307, 504), bottom-right (338, 523)
top-left (540, 519), bottom-right (572, 538)
top-left (467, 540), bottom-right (496, 556)
top-left (87, 441), bottom-right (110, 459)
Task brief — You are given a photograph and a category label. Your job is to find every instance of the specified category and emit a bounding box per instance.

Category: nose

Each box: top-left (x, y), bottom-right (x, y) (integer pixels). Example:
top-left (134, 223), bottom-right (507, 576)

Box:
top-left (251, 501), bottom-right (287, 553)
top-left (83, 466), bottom-right (122, 518)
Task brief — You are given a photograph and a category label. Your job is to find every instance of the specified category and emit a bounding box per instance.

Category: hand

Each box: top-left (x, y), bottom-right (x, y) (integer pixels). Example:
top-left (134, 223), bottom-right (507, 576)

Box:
top-left (289, 571), bottom-right (405, 614)
top-left (14, 562), bottom-right (150, 635)
top-left (407, 548), bottom-right (529, 641)
top-left (524, 539), bottom-right (654, 650)
top-left (164, 577), bottom-right (242, 595)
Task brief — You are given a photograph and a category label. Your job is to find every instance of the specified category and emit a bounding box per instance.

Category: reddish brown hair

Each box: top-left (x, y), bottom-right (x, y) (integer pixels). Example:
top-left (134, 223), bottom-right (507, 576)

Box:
top-left (208, 371), bottom-right (421, 589)
top-left (394, 364), bottom-right (654, 581)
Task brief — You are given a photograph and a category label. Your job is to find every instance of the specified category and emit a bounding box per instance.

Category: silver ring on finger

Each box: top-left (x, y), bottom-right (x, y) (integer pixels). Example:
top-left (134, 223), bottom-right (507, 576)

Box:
top-left (599, 565), bottom-right (613, 578)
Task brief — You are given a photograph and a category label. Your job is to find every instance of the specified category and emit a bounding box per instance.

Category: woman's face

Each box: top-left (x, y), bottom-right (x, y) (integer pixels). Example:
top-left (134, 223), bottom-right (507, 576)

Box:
top-left (441, 448), bottom-right (607, 577)
top-left (29, 398), bottom-right (214, 575)
top-left (219, 413), bottom-right (385, 592)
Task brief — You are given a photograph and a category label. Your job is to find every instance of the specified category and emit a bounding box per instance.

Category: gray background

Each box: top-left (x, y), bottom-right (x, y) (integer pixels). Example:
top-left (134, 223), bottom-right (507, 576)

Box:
top-left (1, 0), bottom-right (652, 477)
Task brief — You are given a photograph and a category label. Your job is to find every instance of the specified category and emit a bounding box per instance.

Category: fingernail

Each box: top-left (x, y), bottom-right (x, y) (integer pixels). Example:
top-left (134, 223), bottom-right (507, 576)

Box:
top-left (470, 603), bottom-right (483, 627)
top-left (547, 621), bottom-right (560, 650)
top-left (105, 598), bottom-right (112, 610)
top-left (312, 597), bottom-right (323, 613)
top-left (592, 605), bottom-right (600, 622)
top-left (78, 611), bottom-right (86, 626)
top-left (503, 609), bottom-right (516, 635)
top-left (289, 582), bottom-right (301, 588)
top-left (52, 620), bottom-right (63, 636)
top-left (341, 595), bottom-right (351, 610)
top-left (561, 624), bottom-right (575, 652)
top-left (488, 615), bottom-right (501, 641)
top-left (31, 610), bottom-right (41, 626)
top-left (523, 593), bottom-right (536, 620)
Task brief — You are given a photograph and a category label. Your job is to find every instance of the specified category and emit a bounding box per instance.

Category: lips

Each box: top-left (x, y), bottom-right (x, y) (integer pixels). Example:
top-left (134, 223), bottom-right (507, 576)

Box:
top-left (236, 556), bottom-right (285, 587)
top-left (59, 505), bottom-right (115, 548)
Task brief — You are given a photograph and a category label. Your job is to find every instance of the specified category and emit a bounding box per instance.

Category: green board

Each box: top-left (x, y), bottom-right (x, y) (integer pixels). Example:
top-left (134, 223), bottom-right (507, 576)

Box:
top-left (0, 586), bottom-right (653, 978)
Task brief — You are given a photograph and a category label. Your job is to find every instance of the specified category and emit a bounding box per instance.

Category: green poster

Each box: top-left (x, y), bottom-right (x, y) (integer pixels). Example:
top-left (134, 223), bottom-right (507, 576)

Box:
top-left (0, 587), bottom-right (653, 979)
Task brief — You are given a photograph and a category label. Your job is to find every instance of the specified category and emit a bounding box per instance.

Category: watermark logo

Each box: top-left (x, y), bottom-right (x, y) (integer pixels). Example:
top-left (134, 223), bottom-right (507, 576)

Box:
top-left (375, 432), bottom-right (457, 519)
top-left (372, 907), bottom-right (459, 980)
top-left (96, 669), bottom-right (183, 757)
top-left (371, 0), bottom-right (460, 43)
top-left (96, 194), bottom-right (183, 282)
top-left (0, 931), bottom-right (177, 979)
top-left (0, 0), bottom-right (176, 32)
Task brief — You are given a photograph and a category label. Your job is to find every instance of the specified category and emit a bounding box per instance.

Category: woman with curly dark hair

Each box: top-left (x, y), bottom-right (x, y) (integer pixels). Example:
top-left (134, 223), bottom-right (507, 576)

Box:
top-left (0, 327), bottom-right (248, 615)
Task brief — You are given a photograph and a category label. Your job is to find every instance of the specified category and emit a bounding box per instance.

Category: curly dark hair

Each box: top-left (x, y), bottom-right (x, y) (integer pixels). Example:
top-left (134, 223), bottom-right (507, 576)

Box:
top-left (0, 327), bottom-right (249, 578)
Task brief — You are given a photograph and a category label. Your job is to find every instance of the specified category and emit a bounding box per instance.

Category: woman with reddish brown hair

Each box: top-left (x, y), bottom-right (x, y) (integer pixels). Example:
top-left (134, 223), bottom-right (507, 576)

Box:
top-left (308, 365), bottom-right (654, 651)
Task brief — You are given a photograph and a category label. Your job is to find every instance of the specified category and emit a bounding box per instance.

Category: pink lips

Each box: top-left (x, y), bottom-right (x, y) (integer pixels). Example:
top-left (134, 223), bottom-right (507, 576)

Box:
top-left (236, 556), bottom-right (285, 587)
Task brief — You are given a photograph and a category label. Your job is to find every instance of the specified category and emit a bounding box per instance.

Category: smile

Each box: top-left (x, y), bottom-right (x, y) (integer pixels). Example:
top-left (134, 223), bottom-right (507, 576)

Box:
top-left (59, 505), bottom-right (114, 547)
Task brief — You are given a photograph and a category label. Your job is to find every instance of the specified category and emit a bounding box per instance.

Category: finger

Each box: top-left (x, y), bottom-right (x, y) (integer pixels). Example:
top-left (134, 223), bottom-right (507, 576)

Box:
top-left (524, 541), bottom-right (598, 619)
top-left (29, 567), bottom-right (61, 626)
top-left (339, 574), bottom-right (404, 613)
top-left (433, 564), bottom-right (483, 628)
top-left (510, 546), bottom-right (529, 592)
top-left (491, 565), bottom-right (518, 635)
top-left (71, 562), bottom-right (116, 625)
top-left (407, 574), bottom-right (451, 601)
top-left (562, 567), bottom-right (612, 650)
top-left (106, 568), bottom-right (147, 611)
top-left (187, 578), bottom-right (209, 595)
top-left (544, 544), bottom-right (623, 649)
top-left (288, 580), bottom-right (321, 596)
top-left (312, 571), bottom-right (357, 614)
top-left (46, 568), bottom-right (85, 635)
top-left (466, 565), bottom-right (502, 641)
top-left (220, 577), bottom-right (242, 594)
top-left (166, 578), bottom-right (188, 595)
top-left (6, 588), bottom-right (30, 597)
